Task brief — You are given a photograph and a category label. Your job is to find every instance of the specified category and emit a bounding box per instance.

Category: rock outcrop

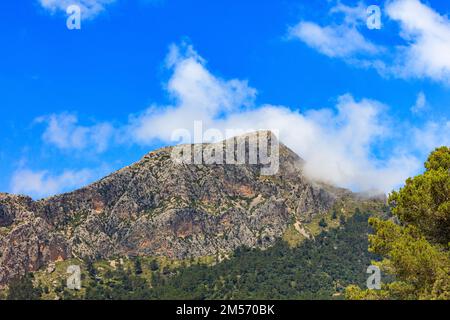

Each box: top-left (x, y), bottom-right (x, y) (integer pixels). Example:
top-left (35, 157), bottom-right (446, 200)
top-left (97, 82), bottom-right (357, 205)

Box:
top-left (0, 131), bottom-right (352, 286)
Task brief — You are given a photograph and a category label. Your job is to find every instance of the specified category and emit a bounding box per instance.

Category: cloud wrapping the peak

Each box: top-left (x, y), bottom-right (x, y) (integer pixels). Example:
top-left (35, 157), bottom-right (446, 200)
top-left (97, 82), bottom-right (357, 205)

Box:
top-left (127, 44), bottom-right (422, 193)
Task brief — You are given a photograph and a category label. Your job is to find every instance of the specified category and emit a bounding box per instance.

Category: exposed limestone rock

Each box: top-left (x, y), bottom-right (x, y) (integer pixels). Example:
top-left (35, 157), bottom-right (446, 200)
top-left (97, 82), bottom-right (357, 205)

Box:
top-left (0, 132), bottom-right (356, 286)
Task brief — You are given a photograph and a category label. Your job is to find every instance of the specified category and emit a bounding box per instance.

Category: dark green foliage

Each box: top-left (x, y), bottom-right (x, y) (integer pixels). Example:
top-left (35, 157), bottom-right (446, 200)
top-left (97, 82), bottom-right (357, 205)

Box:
top-left (424, 146), bottom-right (450, 171)
top-left (347, 147), bottom-right (450, 300)
top-left (74, 211), bottom-right (376, 300)
top-left (84, 264), bottom-right (151, 300)
top-left (7, 274), bottom-right (41, 300)
top-left (149, 259), bottom-right (159, 272)
top-left (85, 258), bottom-right (97, 279)
top-left (318, 218), bottom-right (328, 228)
top-left (134, 257), bottom-right (143, 275)
top-left (332, 211), bottom-right (338, 220)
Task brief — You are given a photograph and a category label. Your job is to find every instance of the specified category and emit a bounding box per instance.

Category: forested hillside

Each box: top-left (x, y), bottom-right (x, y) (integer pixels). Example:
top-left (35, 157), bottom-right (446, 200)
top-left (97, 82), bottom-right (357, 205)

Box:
top-left (4, 210), bottom-right (379, 300)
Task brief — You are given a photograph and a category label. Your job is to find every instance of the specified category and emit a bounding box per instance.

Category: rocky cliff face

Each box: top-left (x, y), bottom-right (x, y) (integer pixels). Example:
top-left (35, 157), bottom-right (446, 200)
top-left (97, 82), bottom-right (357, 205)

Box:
top-left (0, 132), bottom-right (353, 286)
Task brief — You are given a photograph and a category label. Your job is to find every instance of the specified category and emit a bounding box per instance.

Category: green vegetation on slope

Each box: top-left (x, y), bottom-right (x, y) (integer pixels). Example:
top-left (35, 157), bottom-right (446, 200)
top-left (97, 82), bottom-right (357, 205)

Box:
top-left (5, 210), bottom-right (379, 300)
top-left (145, 212), bottom-right (377, 300)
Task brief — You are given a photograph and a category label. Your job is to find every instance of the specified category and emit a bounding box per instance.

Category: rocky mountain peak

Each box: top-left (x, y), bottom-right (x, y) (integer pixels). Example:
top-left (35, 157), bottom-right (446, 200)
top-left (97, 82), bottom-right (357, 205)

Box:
top-left (0, 131), bottom-right (356, 286)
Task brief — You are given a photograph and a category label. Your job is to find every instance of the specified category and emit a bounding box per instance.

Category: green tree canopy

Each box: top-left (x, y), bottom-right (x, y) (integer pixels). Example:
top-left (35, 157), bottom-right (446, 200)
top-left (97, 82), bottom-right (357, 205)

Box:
top-left (346, 147), bottom-right (450, 300)
top-left (390, 146), bottom-right (450, 245)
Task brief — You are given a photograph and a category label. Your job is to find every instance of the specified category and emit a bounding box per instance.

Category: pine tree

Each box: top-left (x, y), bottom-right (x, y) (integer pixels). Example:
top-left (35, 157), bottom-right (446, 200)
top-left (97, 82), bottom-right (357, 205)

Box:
top-left (346, 147), bottom-right (450, 300)
top-left (332, 210), bottom-right (338, 220)
top-left (134, 257), bottom-right (143, 275)
top-left (85, 258), bottom-right (97, 279)
top-left (149, 259), bottom-right (159, 272)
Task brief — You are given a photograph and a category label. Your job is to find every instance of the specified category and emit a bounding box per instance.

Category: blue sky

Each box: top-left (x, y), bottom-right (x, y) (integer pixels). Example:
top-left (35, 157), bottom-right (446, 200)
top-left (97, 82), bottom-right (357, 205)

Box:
top-left (1, 0), bottom-right (450, 198)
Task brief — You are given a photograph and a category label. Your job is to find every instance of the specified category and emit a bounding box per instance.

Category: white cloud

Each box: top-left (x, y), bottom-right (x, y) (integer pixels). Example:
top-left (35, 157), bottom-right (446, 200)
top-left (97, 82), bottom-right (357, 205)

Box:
top-left (38, 0), bottom-right (116, 19)
top-left (128, 43), bottom-right (257, 144)
top-left (27, 43), bottom-right (447, 196)
top-left (289, 0), bottom-right (450, 85)
top-left (289, 1), bottom-right (382, 59)
top-left (411, 91), bottom-right (427, 113)
top-left (10, 168), bottom-right (94, 199)
top-left (36, 113), bottom-right (113, 153)
top-left (289, 21), bottom-right (381, 59)
top-left (127, 44), bottom-right (423, 193)
top-left (386, 0), bottom-right (450, 84)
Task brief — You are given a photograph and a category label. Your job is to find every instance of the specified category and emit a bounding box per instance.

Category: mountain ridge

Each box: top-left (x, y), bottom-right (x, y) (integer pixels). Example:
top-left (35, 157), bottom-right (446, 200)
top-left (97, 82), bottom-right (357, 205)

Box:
top-left (0, 131), bottom-right (384, 287)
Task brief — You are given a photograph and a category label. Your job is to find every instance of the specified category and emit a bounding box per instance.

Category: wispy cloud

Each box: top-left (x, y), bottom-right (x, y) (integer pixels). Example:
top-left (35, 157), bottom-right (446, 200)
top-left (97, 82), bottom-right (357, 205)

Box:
top-left (411, 91), bottom-right (427, 114)
top-left (289, 1), bottom-right (383, 59)
top-left (38, 0), bottom-right (116, 19)
top-left (289, 21), bottom-right (381, 58)
top-left (35, 113), bottom-right (114, 153)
